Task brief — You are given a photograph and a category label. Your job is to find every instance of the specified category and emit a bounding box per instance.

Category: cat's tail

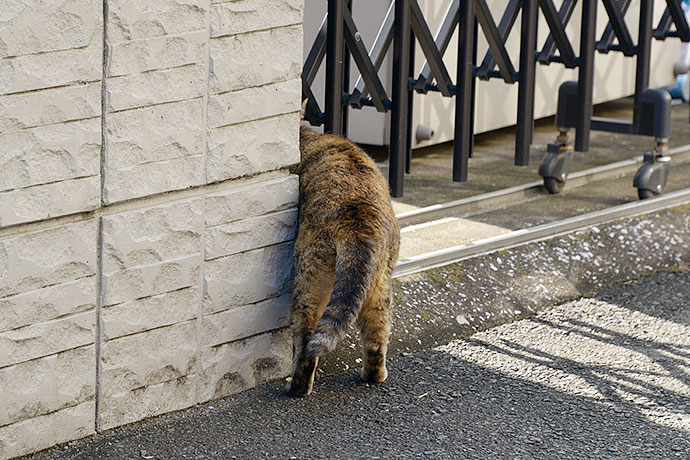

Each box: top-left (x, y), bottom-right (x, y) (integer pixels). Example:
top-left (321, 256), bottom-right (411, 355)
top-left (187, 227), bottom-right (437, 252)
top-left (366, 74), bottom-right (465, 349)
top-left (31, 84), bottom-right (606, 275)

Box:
top-left (305, 231), bottom-right (377, 359)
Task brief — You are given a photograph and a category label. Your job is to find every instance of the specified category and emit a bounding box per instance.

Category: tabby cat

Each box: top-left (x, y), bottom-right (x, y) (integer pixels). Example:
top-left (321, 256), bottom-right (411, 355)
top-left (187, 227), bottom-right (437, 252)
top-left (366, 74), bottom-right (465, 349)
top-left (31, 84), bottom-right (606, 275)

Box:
top-left (286, 125), bottom-right (400, 397)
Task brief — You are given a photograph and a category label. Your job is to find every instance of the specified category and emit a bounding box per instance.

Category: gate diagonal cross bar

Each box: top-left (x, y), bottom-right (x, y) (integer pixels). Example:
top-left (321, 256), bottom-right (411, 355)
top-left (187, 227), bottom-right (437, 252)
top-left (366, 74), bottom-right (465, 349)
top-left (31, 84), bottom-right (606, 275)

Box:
top-left (303, 0), bottom-right (690, 198)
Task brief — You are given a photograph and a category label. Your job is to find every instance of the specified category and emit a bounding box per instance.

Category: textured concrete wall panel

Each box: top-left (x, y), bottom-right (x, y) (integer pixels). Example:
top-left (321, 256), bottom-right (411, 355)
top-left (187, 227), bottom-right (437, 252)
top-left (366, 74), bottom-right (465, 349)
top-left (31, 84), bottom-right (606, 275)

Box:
top-left (0, 0), bottom-right (101, 58)
top-left (106, 0), bottom-right (209, 43)
top-left (99, 374), bottom-right (198, 431)
top-left (210, 0), bottom-right (303, 37)
top-left (0, 176), bottom-right (101, 227)
top-left (100, 199), bottom-right (203, 306)
top-left (0, 346), bottom-right (95, 427)
top-left (207, 112), bottom-right (300, 183)
top-left (0, 41), bottom-right (102, 95)
top-left (108, 31), bottom-right (207, 77)
top-left (0, 220), bottom-right (97, 298)
top-left (104, 100), bottom-right (203, 171)
top-left (101, 199), bottom-right (203, 273)
top-left (209, 25), bottom-right (302, 94)
top-left (198, 327), bottom-right (291, 401)
top-left (106, 65), bottom-right (206, 112)
top-left (98, 199), bottom-right (204, 431)
top-left (0, 311), bottom-right (94, 368)
top-left (205, 209), bottom-right (297, 260)
top-left (103, 100), bottom-right (204, 203)
top-left (99, 321), bottom-right (198, 429)
top-left (103, 0), bottom-right (210, 204)
top-left (0, 401), bottom-right (95, 460)
top-left (1, 0), bottom-right (304, 455)
top-left (0, 277), bottom-right (96, 333)
top-left (203, 242), bottom-right (294, 315)
top-left (201, 293), bottom-right (291, 348)
top-left (204, 175), bottom-right (298, 227)
top-left (102, 287), bottom-right (200, 340)
top-left (0, 117), bottom-right (100, 191)
top-left (101, 321), bottom-right (197, 393)
top-left (103, 151), bottom-right (204, 204)
top-left (101, 254), bottom-right (201, 307)
top-left (0, 82), bottom-right (100, 132)
top-left (0, 117), bottom-right (101, 226)
top-left (207, 78), bottom-right (301, 129)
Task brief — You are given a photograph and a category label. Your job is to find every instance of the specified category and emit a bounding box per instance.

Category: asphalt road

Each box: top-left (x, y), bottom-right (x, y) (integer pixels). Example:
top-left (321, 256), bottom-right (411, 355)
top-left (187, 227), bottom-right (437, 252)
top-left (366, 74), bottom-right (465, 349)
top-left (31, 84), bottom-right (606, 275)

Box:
top-left (28, 270), bottom-right (690, 460)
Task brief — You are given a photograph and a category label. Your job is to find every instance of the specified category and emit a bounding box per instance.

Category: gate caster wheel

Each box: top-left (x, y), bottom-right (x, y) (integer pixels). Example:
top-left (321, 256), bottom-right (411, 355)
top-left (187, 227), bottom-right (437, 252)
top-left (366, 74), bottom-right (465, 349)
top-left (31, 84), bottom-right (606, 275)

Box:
top-left (637, 188), bottom-right (659, 200)
top-left (633, 152), bottom-right (670, 201)
top-left (539, 136), bottom-right (572, 195)
top-left (544, 177), bottom-right (565, 194)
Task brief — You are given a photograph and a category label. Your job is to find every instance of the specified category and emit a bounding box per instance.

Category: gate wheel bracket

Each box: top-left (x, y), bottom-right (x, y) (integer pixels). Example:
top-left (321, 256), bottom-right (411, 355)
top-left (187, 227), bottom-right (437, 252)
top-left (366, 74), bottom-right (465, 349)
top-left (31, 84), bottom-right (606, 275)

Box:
top-left (539, 129), bottom-right (574, 194)
top-left (633, 140), bottom-right (671, 200)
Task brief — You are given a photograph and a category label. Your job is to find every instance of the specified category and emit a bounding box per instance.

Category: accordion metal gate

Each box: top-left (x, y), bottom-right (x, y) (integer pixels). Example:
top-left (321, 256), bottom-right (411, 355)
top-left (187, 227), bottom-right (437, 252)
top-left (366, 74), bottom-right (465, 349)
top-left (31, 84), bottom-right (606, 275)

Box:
top-left (302, 0), bottom-right (690, 198)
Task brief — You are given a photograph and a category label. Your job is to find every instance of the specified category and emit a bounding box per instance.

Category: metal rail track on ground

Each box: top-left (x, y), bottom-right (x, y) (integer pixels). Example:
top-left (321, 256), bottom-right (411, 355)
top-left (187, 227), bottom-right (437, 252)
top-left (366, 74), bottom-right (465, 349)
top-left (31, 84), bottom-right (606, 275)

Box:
top-left (396, 144), bottom-right (690, 227)
top-left (394, 144), bottom-right (690, 278)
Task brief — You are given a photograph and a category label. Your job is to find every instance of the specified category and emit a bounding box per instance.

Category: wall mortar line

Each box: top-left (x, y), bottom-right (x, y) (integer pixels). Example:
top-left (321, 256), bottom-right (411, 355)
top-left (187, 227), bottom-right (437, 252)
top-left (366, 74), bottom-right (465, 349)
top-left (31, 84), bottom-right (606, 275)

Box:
top-left (202, 3), bottom-right (212, 185)
top-left (95, 0), bottom-right (109, 433)
top-left (195, 0), bottom-right (213, 405)
top-left (100, 0), bottom-right (109, 207)
top-left (94, 216), bottom-right (105, 433)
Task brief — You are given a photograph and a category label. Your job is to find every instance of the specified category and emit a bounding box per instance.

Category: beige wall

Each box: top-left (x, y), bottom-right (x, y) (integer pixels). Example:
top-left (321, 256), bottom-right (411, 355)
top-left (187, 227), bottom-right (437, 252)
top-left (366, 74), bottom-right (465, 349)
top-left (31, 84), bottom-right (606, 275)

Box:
top-left (0, 1), bottom-right (303, 458)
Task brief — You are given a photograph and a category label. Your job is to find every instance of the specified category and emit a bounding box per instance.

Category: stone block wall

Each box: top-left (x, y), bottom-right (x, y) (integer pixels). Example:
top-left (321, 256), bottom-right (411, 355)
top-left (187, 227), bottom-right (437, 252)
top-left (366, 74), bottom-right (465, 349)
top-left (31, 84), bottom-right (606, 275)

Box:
top-left (0, 1), bottom-right (303, 458)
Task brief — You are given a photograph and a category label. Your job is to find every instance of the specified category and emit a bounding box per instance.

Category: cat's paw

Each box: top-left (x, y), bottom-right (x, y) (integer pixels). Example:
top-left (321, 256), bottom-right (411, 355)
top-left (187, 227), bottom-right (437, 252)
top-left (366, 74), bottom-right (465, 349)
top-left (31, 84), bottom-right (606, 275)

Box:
top-left (361, 366), bottom-right (388, 383)
top-left (285, 379), bottom-right (312, 397)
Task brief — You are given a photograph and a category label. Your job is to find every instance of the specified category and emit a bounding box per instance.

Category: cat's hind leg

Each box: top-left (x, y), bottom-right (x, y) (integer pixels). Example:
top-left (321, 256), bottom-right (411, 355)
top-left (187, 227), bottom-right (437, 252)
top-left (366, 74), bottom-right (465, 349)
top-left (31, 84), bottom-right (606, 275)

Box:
top-left (358, 274), bottom-right (393, 383)
top-left (286, 258), bottom-right (334, 397)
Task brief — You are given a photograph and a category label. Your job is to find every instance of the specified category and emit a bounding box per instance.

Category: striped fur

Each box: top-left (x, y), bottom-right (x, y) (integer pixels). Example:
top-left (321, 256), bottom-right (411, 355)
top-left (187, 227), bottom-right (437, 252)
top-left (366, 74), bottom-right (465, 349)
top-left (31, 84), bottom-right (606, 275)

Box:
top-left (286, 126), bottom-right (400, 397)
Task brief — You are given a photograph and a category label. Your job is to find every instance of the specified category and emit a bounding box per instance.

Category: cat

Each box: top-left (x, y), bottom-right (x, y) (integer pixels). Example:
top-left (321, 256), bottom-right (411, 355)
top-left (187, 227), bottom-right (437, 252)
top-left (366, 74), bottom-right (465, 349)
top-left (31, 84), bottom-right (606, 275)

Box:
top-left (286, 124), bottom-right (400, 397)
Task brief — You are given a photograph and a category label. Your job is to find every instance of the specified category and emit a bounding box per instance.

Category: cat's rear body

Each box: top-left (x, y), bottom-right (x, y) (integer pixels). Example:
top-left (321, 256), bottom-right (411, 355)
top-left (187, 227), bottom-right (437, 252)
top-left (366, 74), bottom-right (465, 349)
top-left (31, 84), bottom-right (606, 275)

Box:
top-left (286, 126), bottom-right (400, 397)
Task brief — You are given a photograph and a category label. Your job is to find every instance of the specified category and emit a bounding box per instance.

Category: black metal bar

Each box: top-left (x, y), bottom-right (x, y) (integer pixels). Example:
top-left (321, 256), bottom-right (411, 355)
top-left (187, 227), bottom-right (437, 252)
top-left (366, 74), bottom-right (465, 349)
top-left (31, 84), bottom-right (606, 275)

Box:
top-left (600, 0), bottom-right (635, 55)
top-left (301, 76), bottom-right (323, 126)
top-left (598, 0), bottom-right (632, 51)
top-left (477, 0), bottom-right (521, 79)
top-left (350, 2), bottom-right (395, 107)
top-left (537, 0), bottom-right (577, 67)
top-left (415, 0), bottom-right (460, 92)
top-left (469, 16), bottom-right (478, 158)
top-left (325, 0), bottom-right (345, 134)
top-left (537, 0), bottom-right (576, 65)
top-left (390, 0), bottom-right (411, 197)
top-left (530, 13), bottom-right (538, 145)
top-left (453, 0), bottom-right (475, 182)
top-left (409, 0), bottom-right (454, 96)
top-left (475, 0), bottom-right (517, 83)
top-left (515, 0), bottom-right (538, 165)
top-left (342, 7), bottom-right (389, 112)
top-left (342, 0), bottom-right (352, 137)
top-left (406, 29), bottom-right (415, 174)
top-left (591, 117), bottom-right (635, 134)
top-left (633, 0), bottom-right (654, 133)
top-left (653, 3), bottom-right (690, 40)
top-left (304, 15), bottom-right (328, 85)
top-left (575, 0), bottom-right (597, 152)
top-left (666, 0), bottom-right (690, 41)
top-left (654, 8), bottom-right (673, 39)
top-left (352, 97), bottom-right (390, 108)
